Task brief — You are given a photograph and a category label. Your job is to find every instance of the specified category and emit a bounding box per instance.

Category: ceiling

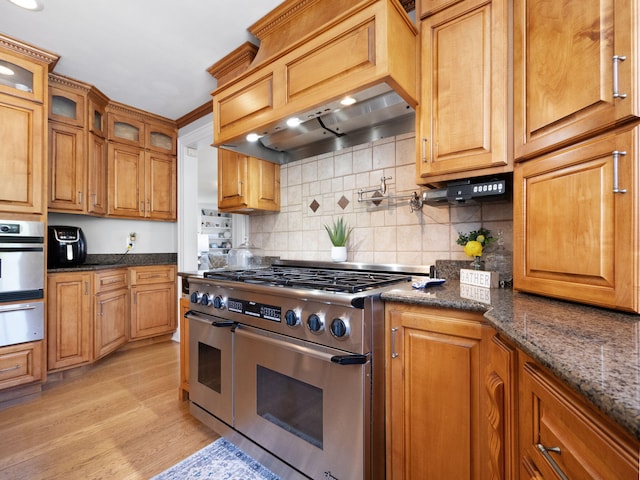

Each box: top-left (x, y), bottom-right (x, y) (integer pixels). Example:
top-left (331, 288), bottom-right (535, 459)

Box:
top-left (0, 0), bottom-right (283, 121)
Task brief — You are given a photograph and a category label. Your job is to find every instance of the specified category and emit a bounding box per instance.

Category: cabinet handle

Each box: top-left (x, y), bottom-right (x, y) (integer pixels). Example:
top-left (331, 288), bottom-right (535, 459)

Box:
top-left (612, 55), bottom-right (627, 99)
top-left (140, 201), bottom-right (144, 212)
top-left (78, 191), bottom-right (83, 204)
top-left (536, 444), bottom-right (569, 480)
top-left (612, 150), bottom-right (627, 194)
top-left (391, 327), bottom-right (399, 358)
top-left (0, 364), bottom-right (20, 373)
top-left (92, 193), bottom-right (97, 206)
top-left (421, 137), bottom-right (428, 163)
top-left (84, 281), bottom-right (89, 295)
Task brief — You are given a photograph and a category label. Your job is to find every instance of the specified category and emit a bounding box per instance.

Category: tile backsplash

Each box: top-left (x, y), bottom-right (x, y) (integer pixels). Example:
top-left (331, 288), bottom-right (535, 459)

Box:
top-left (249, 133), bottom-right (513, 267)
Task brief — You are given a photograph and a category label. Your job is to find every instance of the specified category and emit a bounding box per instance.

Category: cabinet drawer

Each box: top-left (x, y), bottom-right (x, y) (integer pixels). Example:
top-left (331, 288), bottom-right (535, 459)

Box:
top-left (519, 355), bottom-right (639, 479)
top-left (0, 341), bottom-right (43, 389)
top-left (94, 268), bottom-right (128, 293)
top-left (130, 265), bottom-right (176, 286)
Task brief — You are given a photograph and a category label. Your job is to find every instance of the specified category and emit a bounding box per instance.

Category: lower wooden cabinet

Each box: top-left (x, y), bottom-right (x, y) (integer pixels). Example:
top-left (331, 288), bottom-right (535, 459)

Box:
top-left (47, 272), bottom-right (93, 371)
top-left (0, 341), bottom-right (44, 390)
top-left (385, 302), bottom-right (492, 479)
top-left (519, 352), bottom-right (639, 480)
top-left (93, 269), bottom-right (129, 360)
top-left (129, 265), bottom-right (177, 340)
top-left (179, 296), bottom-right (189, 400)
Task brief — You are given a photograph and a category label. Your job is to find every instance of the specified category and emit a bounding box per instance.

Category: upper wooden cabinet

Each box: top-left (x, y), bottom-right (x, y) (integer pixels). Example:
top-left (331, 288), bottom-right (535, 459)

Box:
top-left (106, 103), bottom-right (177, 220)
top-left (417, 0), bottom-right (466, 18)
top-left (0, 34), bottom-right (58, 216)
top-left (218, 148), bottom-right (280, 213)
top-left (514, 0), bottom-right (640, 161)
top-left (416, 0), bottom-right (512, 184)
top-left (514, 124), bottom-right (639, 313)
top-left (47, 74), bottom-right (110, 215)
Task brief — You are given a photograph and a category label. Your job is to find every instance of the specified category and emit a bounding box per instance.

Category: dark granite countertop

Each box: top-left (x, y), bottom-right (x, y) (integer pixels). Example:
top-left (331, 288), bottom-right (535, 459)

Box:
top-left (381, 281), bottom-right (640, 442)
top-left (48, 253), bottom-right (177, 273)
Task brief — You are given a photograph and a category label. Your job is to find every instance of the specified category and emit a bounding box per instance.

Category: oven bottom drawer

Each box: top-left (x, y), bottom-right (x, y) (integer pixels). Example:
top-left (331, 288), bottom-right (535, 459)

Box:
top-left (234, 325), bottom-right (368, 480)
top-left (0, 302), bottom-right (45, 347)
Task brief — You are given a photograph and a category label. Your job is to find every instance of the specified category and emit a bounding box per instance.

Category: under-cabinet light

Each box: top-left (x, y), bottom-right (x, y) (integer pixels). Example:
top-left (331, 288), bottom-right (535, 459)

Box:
top-left (246, 133), bottom-right (262, 142)
top-left (340, 96), bottom-right (356, 106)
top-left (7, 0), bottom-right (43, 10)
top-left (286, 117), bottom-right (302, 127)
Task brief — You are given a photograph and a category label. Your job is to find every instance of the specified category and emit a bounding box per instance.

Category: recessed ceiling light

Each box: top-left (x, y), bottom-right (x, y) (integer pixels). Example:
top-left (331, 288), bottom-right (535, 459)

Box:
top-left (0, 65), bottom-right (15, 76)
top-left (286, 117), bottom-right (302, 127)
top-left (7, 0), bottom-right (44, 11)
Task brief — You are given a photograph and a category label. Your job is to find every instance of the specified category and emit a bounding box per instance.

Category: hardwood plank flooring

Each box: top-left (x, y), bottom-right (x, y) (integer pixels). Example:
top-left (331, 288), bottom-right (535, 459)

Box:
top-left (0, 341), bottom-right (219, 479)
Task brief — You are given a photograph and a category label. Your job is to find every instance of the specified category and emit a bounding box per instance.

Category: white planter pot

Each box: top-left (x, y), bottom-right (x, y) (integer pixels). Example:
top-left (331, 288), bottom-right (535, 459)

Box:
top-left (331, 246), bottom-right (347, 262)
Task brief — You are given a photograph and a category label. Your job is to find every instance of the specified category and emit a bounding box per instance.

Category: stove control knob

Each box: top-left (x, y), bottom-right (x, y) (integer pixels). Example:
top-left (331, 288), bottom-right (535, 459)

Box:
top-left (306, 313), bottom-right (324, 333)
top-left (200, 293), bottom-right (211, 306)
top-left (213, 295), bottom-right (225, 309)
top-left (330, 318), bottom-right (349, 338)
top-left (285, 310), bottom-right (300, 327)
top-left (190, 291), bottom-right (202, 304)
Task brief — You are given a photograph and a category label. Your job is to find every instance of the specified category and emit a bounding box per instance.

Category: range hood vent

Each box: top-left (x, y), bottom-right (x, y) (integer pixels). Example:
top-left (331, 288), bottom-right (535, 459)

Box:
top-left (209, 0), bottom-right (418, 164)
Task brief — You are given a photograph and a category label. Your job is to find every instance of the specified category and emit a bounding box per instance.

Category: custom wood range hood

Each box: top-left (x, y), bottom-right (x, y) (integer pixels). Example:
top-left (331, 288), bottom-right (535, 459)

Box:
top-left (210, 0), bottom-right (418, 164)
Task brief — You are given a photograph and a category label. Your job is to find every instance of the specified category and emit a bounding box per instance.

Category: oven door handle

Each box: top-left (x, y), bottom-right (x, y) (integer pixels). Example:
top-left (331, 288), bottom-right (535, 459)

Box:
top-left (185, 310), bottom-right (235, 328)
top-left (236, 325), bottom-right (368, 365)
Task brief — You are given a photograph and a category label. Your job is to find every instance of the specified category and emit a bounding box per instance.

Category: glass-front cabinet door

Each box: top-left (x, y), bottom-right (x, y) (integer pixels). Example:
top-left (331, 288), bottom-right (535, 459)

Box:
top-left (0, 56), bottom-right (44, 102)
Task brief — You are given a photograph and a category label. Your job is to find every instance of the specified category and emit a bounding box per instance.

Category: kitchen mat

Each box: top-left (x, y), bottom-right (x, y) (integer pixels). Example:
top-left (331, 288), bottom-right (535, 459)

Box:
top-left (151, 437), bottom-right (280, 480)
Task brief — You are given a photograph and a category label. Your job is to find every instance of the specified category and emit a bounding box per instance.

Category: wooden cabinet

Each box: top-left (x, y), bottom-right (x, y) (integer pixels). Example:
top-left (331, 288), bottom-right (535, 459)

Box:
top-left (0, 35), bottom-right (57, 215)
top-left (514, 124), bottom-right (639, 312)
top-left (519, 352), bottom-right (639, 479)
top-left (93, 269), bottom-right (129, 360)
top-left (385, 302), bottom-right (491, 479)
top-left (514, 0), bottom-right (639, 161)
top-left (129, 265), bottom-right (177, 340)
top-left (0, 341), bottom-right (44, 390)
top-left (416, 0), bottom-right (511, 184)
top-left (106, 104), bottom-right (177, 220)
top-left (486, 332), bottom-right (519, 480)
top-left (47, 74), bottom-right (109, 215)
top-left (218, 148), bottom-right (280, 213)
top-left (47, 272), bottom-right (93, 371)
top-left (179, 296), bottom-right (189, 400)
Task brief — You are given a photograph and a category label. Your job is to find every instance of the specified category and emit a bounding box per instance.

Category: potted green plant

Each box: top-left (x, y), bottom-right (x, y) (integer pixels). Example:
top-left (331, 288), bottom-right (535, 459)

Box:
top-left (324, 217), bottom-right (353, 262)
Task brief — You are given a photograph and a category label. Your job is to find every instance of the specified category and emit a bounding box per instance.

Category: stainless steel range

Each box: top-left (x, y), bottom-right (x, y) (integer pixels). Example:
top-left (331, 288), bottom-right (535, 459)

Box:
top-left (186, 261), bottom-right (422, 480)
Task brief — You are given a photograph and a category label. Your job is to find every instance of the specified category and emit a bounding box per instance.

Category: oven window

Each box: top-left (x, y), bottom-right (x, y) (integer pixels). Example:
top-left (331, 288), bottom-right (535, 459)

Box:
top-left (197, 342), bottom-right (222, 393)
top-left (256, 365), bottom-right (323, 449)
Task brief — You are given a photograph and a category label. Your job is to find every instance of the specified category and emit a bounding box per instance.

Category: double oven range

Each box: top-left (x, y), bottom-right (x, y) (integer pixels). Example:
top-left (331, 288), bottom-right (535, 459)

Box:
top-left (186, 261), bottom-right (420, 480)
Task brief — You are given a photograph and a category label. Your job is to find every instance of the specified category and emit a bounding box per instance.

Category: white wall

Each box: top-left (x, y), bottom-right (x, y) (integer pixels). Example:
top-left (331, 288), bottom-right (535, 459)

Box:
top-left (47, 213), bottom-right (177, 254)
top-left (249, 133), bottom-right (513, 266)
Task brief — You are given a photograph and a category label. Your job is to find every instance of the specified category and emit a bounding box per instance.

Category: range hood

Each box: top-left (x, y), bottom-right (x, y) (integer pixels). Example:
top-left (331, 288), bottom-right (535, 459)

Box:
top-left (209, 0), bottom-right (418, 164)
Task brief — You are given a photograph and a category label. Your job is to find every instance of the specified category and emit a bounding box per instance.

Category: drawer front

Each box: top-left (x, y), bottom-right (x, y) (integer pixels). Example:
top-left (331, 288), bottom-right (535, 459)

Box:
top-left (130, 265), bottom-right (176, 286)
top-left (519, 357), bottom-right (638, 479)
top-left (0, 341), bottom-right (43, 389)
top-left (94, 269), bottom-right (128, 293)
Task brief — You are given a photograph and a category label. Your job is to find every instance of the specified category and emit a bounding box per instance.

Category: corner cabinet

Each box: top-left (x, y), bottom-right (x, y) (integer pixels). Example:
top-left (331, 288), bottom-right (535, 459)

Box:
top-left (129, 265), bottom-right (177, 340)
top-left (0, 34), bottom-right (58, 215)
top-left (93, 269), bottom-right (129, 360)
top-left (514, 124), bottom-right (639, 313)
top-left (385, 302), bottom-right (492, 479)
top-left (218, 148), bottom-right (280, 213)
top-left (416, 0), bottom-right (512, 184)
top-left (514, 0), bottom-right (639, 161)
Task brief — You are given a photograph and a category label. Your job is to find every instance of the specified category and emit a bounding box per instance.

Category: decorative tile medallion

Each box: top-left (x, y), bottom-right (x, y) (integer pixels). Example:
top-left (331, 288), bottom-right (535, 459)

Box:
top-left (338, 195), bottom-right (350, 210)
top-left (309, 199), bottom-right (320, 213)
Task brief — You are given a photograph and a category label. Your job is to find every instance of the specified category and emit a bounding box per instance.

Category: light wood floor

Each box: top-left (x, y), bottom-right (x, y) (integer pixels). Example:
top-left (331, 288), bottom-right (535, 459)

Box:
top-left (0, 341), bottom-right (219, 479)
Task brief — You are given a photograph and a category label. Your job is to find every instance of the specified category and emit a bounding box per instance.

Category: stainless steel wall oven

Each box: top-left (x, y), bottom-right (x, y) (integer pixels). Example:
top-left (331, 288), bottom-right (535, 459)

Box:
top-left (186, 261), bottom-right (420, 480)
top-left (0, 220), bottom-right (45, 348)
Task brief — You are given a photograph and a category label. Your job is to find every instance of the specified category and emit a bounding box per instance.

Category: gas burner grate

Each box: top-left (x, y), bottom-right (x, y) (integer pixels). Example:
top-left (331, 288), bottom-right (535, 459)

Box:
top-left (203, 267), bottom-right (411, 293)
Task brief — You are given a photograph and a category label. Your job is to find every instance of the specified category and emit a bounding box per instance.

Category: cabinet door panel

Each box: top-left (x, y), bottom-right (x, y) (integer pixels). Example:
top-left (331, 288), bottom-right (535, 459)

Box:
top-left (146, 151), bottom-right (176, 220)
top-left (514, 0), bottom-right (639, 160)
top-left (130, 283), bottom-right (176, 339)
top-left (48, 122), bottom-right (85, 212)
top-left (94, 288), bottom-right (128, 359)
top-left (218, 149), bottom-right (248, 210)
top-left (107, 143), bottom-right (144, 217)
top-left (0, 98), bottom-right (44, 214)
top-left (88, 133), bottom-right (107, 215)
top-left (514, 125), bottom-right (638, 312)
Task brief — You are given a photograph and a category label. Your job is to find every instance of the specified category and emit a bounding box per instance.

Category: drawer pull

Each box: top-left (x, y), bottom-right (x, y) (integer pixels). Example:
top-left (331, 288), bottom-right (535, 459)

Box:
top-left (0, 364), bottom-right (20, 374)
top-left (536, 443), bottom-right (569, 480)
